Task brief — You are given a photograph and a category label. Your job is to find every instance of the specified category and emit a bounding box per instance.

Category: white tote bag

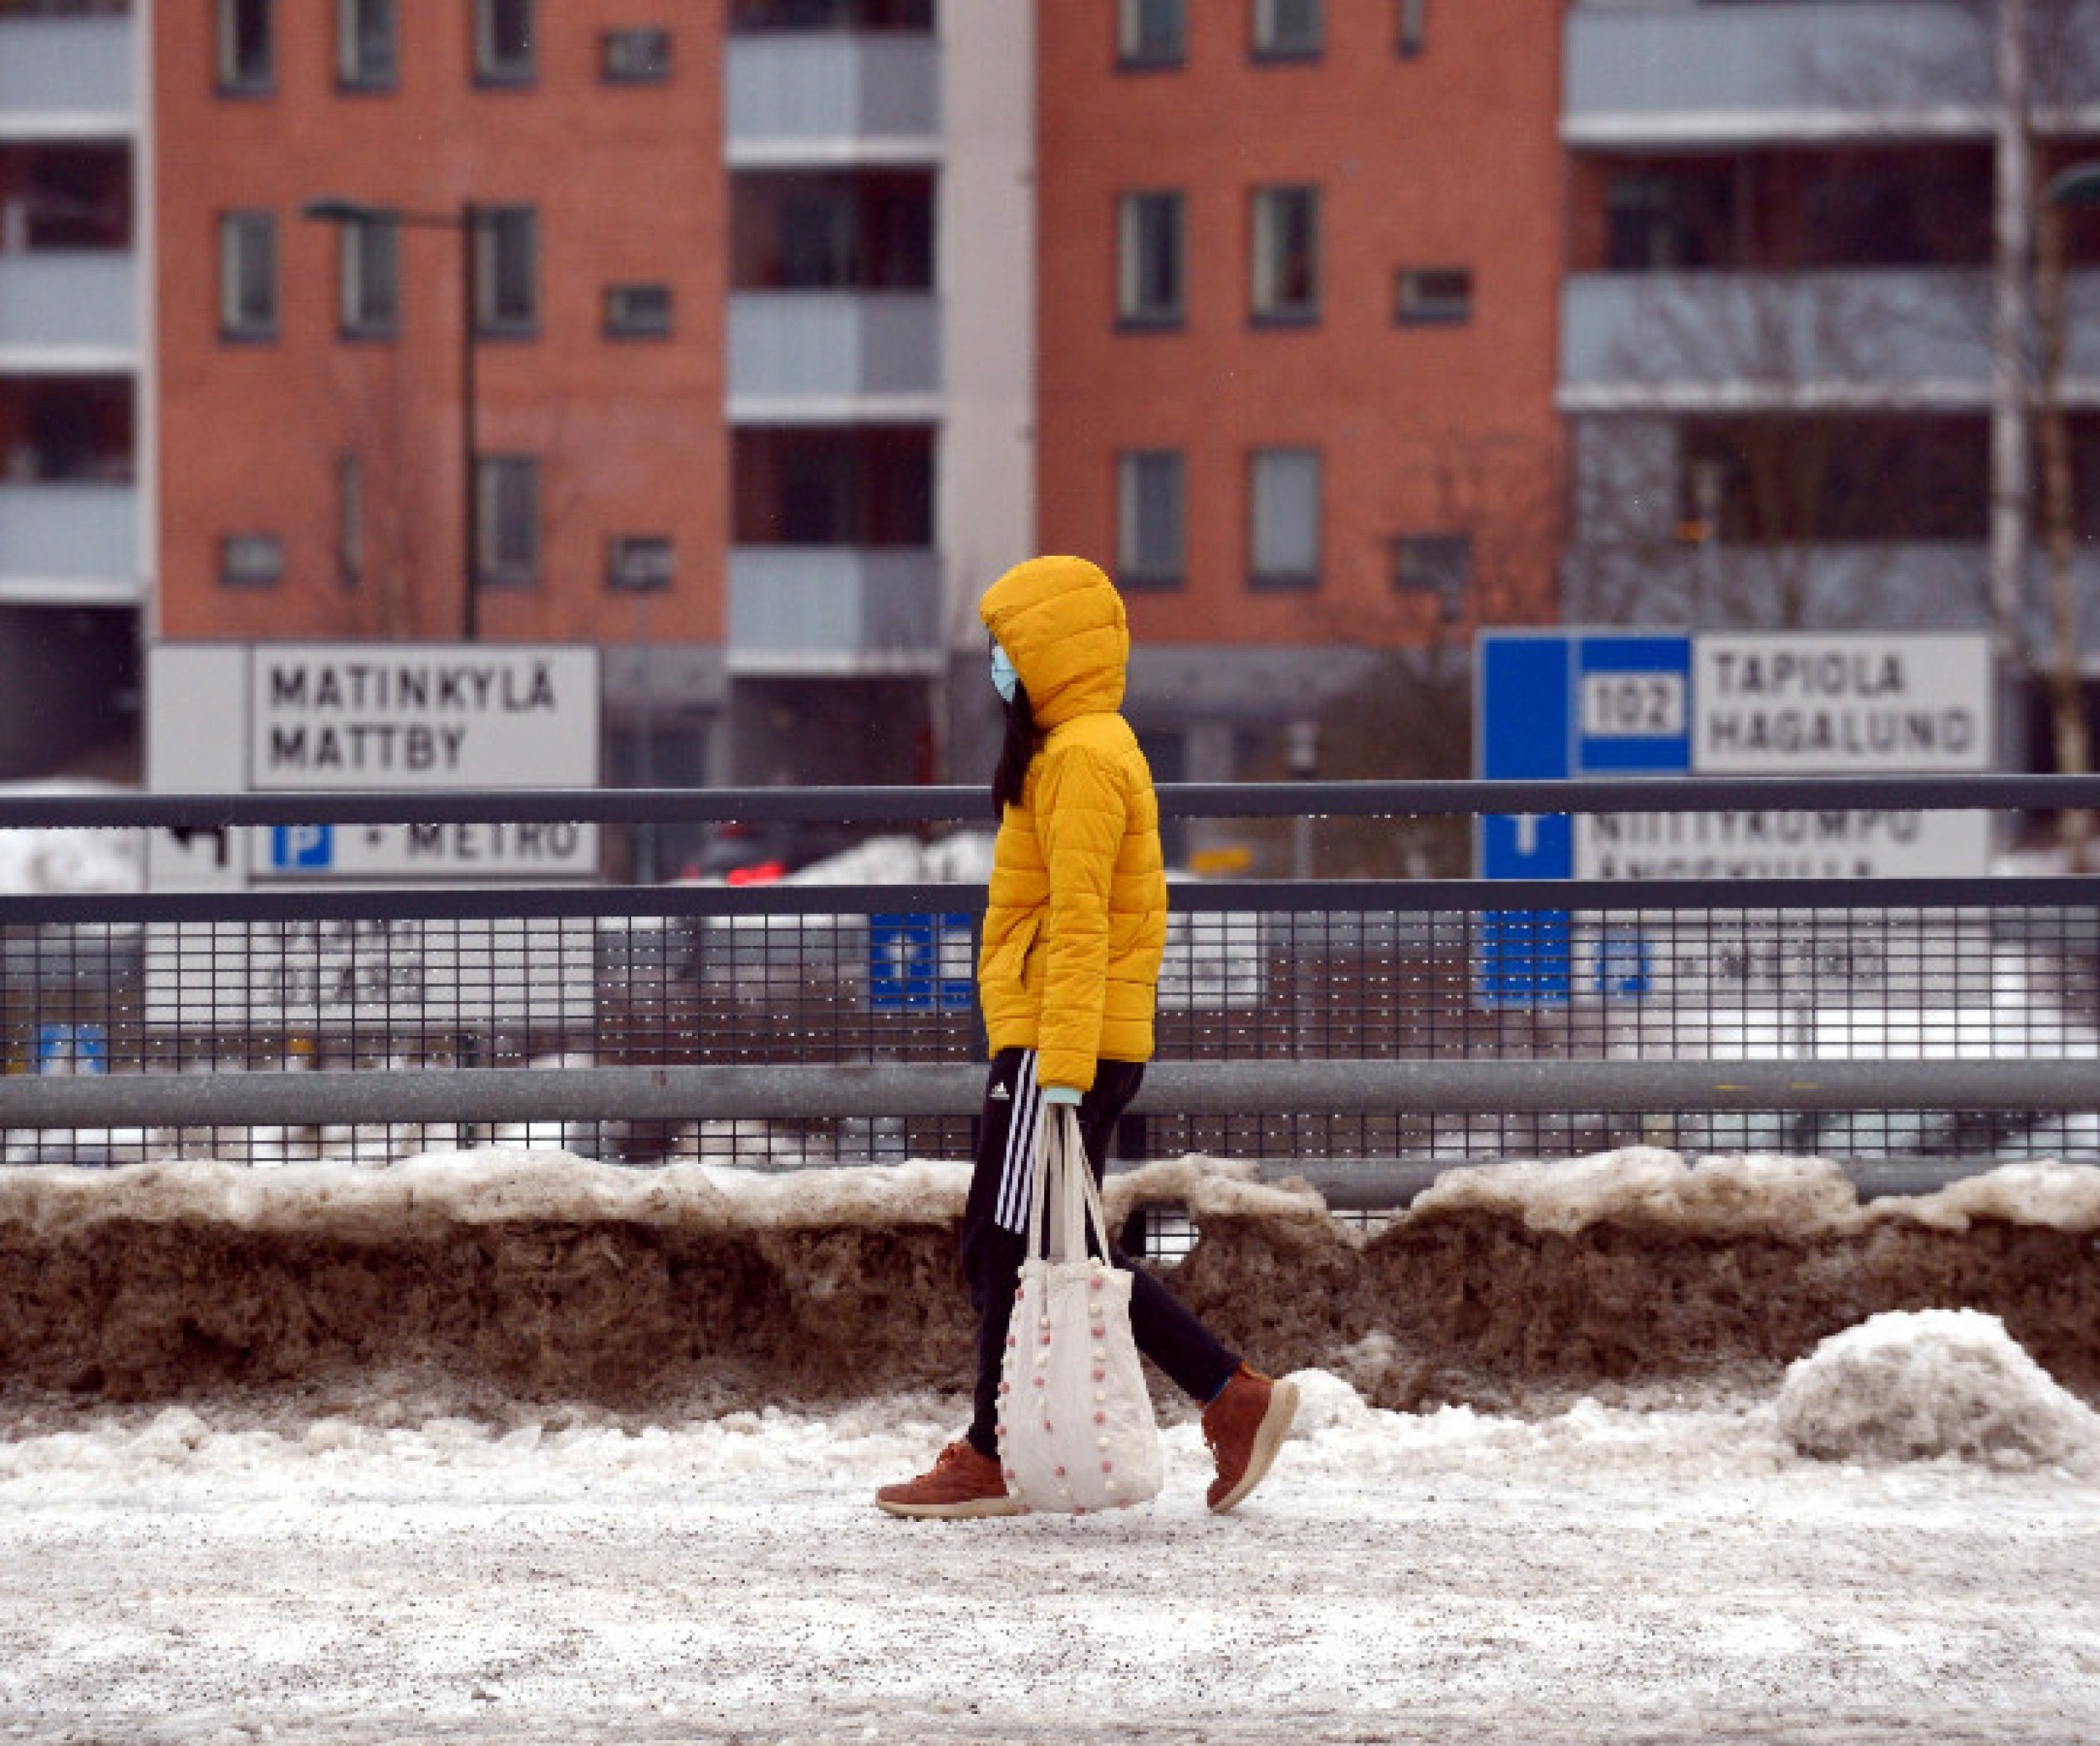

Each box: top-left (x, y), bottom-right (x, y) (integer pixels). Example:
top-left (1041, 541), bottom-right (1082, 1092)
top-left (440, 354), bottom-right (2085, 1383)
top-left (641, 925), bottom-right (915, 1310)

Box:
top-left (996, 1103), bottom-right (1164, 1515)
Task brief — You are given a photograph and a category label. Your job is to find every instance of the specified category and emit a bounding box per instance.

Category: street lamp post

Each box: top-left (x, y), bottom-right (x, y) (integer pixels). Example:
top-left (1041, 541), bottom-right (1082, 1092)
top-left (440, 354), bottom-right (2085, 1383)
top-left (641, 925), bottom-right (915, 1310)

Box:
top-left (301, 197), bottom-right (485, 642)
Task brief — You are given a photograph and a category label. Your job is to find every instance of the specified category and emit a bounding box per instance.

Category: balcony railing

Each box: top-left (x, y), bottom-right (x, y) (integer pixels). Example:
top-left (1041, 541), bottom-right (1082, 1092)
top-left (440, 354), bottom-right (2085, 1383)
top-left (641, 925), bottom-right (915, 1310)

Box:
top-left (1561, 269), bottom-right (2100, 410)
top-left (0, 482), bottom-right (139, 600)
top-left (726, 291), bottom-right (939, 415)
top-left (0, 16), bottom-right (136, 136)
top-left (0, 251), bottom-right (135, 357)
top-left (1564, 1), bottom-right (2004, 146)
top-left (726, 546), bottom-right (940, 673)
top-left (725, 34), bottom-right (940, 163)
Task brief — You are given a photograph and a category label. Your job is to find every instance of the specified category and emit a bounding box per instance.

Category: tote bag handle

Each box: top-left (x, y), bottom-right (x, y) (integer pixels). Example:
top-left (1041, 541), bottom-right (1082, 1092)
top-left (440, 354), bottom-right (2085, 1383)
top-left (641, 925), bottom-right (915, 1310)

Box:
top-left (1022, 1102), bottom-right (1114, 1267)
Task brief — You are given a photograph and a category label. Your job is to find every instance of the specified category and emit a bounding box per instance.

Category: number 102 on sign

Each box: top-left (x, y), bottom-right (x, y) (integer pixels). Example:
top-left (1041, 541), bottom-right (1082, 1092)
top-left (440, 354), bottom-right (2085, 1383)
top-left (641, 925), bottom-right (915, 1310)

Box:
top-left (1580, 671), bottom-right (1686, 738)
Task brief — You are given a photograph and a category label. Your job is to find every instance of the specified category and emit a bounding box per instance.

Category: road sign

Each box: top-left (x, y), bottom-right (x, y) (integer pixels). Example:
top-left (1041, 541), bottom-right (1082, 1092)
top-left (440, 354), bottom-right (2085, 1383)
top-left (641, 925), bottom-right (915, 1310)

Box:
top-left (248, 646), bottom-right (599, 789)
top-left (1476, 630), bottom-right (1993, 880)
top-left (1475, 628), bottom-right (1996, 1004)
top-left (142, 917), bottom-right (596, 1031)
top-left (145, 642), bottom-right (602, 890)
top-left (1693, 633), bottom-right (1991, 773)
top-left (252, 820), bottom-right (599, 883)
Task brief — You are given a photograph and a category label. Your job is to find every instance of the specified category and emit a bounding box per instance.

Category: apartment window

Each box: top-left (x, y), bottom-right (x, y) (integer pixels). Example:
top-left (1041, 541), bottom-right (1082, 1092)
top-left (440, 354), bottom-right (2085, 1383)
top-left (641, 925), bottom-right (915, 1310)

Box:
top-left (217, 0), bottom-right (273, 94)
top-left (606, 535), bottom-right (675, 592)
top-left (1117, 452), bottom-right (1185, 590)
top-left (604, 283), bottom-right (674, 339)
top-left (1117, 192), bottom-right (1185, 327)
top-left (1248, 447), bottom-right (1319, 589)
top-left (603, 28), bottom-right (671, 84)
top-left (475, 0), bottom-right (535, 86)
top-left (220, 533), bottom-right (284, 589)
top-left (1397, 0), bottom-right (1426, 57)
top-left (339, 215), bottom-right (400, 337)
top-left (1395, 265), bottom-right (1471, 325)
top-left (476, 207), bottom-right (538, 334)
top-left (1251, 186), bottom-right (1319, 324)
top-left (1252, 0), bottom-right (1321, 61)
top-left (477, 457), bottom-right (540, 587)
top-left (339, 454), bottom-right (363, 589)
top-left (337, 0), bottom-right (397, 89)
top-left (1393, 533), bottom-right (1470, 620)
top-left (1119, 0), bottom-right (1185, 68)
top-left (218, 211), bottom-right (278, 340)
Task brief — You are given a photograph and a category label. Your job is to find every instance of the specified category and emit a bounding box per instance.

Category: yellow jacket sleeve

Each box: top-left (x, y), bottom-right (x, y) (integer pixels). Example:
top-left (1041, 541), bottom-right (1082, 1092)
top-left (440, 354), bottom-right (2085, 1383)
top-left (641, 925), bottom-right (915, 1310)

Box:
top-left (1032, 742), bottom-right (1124, 1092)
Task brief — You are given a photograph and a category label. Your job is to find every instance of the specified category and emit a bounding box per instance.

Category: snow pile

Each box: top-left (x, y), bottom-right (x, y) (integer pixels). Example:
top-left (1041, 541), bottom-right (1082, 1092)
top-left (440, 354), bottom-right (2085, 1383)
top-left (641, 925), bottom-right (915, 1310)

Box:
top-left (8, 1146), bottom-right (2100, 1412)
top-left (0, 780), bottom-right (140, 895)
top-left (1778, 1309), bottom-right (2100, 1470)
top-left (1406, 1146), bottom-right (1866, 1238)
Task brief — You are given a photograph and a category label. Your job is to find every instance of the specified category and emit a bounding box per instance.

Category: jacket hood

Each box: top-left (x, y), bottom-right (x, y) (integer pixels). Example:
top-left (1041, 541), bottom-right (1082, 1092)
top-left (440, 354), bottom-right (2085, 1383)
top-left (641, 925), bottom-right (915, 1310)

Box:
top-left (977, 555), bottom-right (1129, 728)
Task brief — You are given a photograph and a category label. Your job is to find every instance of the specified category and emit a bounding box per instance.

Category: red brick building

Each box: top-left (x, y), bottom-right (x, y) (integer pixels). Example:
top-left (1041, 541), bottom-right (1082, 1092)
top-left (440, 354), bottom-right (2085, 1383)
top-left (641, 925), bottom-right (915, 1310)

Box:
top-left (1031, 0), bottom-right (1567, 783)
top-left (152, 3), bottom-right (726, 641)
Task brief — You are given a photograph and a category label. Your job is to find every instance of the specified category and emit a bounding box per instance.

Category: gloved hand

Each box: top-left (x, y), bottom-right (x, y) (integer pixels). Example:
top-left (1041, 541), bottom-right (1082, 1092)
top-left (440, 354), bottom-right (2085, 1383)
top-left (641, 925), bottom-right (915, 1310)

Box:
top-left (1041, 1085), bottom-right (1083, 1108)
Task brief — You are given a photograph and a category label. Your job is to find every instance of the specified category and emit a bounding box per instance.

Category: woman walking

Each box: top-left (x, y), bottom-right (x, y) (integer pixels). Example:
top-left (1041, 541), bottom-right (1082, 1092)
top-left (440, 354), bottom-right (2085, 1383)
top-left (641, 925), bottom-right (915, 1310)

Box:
top-left (877, 555), bottom-right (1299, 1520)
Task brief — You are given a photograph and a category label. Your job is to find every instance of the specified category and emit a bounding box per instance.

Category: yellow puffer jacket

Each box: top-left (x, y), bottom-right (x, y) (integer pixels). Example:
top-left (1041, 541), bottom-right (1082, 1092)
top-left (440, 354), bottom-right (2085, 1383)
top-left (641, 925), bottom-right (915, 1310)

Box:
top-left (976, 555), bottom-right (1169, 1093)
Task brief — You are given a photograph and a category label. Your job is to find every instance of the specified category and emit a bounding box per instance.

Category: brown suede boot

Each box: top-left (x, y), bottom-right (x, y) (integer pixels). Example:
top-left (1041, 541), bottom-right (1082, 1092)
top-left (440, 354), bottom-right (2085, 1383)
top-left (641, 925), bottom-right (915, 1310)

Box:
top-left (1200, 1366), bottom-right (1300, 1514)
top-left (875, 1439), bottom-right (1022, 1519)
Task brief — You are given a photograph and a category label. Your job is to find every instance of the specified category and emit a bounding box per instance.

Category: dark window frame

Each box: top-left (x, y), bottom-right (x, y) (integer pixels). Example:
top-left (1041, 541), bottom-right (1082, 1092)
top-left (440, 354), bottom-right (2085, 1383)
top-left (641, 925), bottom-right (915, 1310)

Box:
top-left (1116, 191), bottom-right (1186, 329)
top-left (604, 282), bottom-right (675, 340)
top-left (1116, 449), bottom-right (1187, 591)
top-left (601, 26), bottom-right (672, 84)
top-left (1117, 0), bottom-right (1186, 70)
top-left (219, 532), bottom-right (285, 589)
top-left (475, 206), bottom-right (540, 338)
top-left (217, 209), bottom-right (278, 342)
top-left (1246, 446), bottom-right (1321, 591)
top-left (476, 454), bottom-right (542, 589)
top-left (1396, 0), bottom-right (1426, 58)
top-left (1394, 264), bottom-right (1472, 326)
top-left (216, 0), bottom-right (275, 96)
top-left (338, 214), bottom-right (402, 340)
top-left (336, 0), bottom-right (399, 92)
top-left (1251, 0), bottom-right (1322, 64)
top-left (473, 0), bottom-right (537, 89)
top-left (605, 534), bottom-right (676, 593)
top-left (1391, 531), bottom-right (1471, 620)
top-left (1250, 184), bottom-right (1321, 327)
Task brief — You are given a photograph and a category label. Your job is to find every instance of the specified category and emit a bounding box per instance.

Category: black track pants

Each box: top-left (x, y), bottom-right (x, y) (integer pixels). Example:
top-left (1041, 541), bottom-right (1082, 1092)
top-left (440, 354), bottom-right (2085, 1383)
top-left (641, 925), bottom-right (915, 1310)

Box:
top-left (960, 1046), bottom-right (1241, 1459)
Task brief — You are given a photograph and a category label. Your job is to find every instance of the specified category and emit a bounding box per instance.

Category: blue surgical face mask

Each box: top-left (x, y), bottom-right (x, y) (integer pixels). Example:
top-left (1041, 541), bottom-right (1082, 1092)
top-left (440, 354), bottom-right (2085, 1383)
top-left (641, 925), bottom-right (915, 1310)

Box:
top-left (991, 641), bottom-right (1019, 705)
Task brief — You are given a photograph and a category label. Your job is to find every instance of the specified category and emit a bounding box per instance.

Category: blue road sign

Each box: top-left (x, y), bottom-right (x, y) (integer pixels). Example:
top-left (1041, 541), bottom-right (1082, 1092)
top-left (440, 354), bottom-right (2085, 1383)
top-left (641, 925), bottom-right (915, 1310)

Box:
top-left (35, 1024), bottom-right (107, 1075)
top-left (1476, 630), bottom-right (1691, 1004)
top-left (272, 824), bottom-right (334, 870)
top-left (870, 913), bottom-right (975, 1013)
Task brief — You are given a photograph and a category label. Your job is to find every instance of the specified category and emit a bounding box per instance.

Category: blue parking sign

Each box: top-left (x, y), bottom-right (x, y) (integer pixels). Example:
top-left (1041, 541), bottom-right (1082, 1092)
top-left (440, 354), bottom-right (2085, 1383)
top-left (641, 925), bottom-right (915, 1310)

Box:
top-left (870, 913), bottom-right (975, 1013)
top-left (272, 824), bottom-right (334, 870)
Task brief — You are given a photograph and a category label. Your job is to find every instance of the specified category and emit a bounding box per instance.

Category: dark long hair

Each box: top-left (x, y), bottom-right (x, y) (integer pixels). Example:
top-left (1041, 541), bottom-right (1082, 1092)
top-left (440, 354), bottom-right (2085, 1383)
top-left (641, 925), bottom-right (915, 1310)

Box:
top-left (991, 679), bottom-right (1038, 819)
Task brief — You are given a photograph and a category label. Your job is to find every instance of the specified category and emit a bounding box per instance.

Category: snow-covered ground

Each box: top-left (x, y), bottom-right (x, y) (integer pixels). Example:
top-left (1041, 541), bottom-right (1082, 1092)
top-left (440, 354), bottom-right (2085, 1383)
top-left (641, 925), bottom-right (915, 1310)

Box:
top-left (2, 1317), bottom-right (2097, 1743)
top-left (0, 780), bottom-right (140, 894)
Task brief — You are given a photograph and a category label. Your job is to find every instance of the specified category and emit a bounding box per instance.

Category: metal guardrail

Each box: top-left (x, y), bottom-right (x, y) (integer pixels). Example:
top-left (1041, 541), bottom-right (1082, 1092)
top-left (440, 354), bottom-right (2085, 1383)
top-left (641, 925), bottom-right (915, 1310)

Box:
top-left (8, 773), bottom-right (2100, 829)
top-left (8, 779), bottom-right (2100, 1198)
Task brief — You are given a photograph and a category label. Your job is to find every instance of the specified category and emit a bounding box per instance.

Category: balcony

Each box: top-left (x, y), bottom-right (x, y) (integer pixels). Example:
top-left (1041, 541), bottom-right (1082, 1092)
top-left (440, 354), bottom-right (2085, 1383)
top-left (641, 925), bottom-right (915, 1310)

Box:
top-left (725, 34), bottom-right (940, 166)
top-left (1564, 2), bottom-right (2003, 148)
top-left (1561, 269), bottom-right (2100, 411)
top-left (727, 291), bottom-right (939, 417)
top-left (0, 252), bottom-right (135, 363)
top-left (0, 482), bottom-right (140, 603)
top-left (726, 546), bottom-right (940, 674)
top-left (0, 17), bottom-right (136, 140)
top-left (1564, 539), bottom-right (2100, 655)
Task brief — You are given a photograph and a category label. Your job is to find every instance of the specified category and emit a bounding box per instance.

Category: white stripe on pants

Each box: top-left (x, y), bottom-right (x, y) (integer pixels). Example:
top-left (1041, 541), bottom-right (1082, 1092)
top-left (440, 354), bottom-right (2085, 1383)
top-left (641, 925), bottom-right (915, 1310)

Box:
top-left (993, 1049), bottom-right (1042, 1234)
